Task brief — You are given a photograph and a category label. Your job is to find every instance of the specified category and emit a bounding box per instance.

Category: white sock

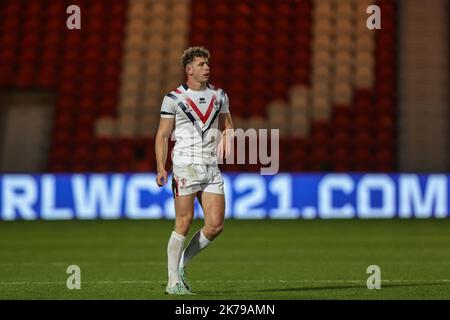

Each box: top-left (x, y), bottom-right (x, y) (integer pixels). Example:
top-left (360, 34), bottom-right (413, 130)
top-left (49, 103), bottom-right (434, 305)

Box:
top-left (179, 229), bottom-right (211, 268)
top-left (167, 231), bottom-right (186, 287)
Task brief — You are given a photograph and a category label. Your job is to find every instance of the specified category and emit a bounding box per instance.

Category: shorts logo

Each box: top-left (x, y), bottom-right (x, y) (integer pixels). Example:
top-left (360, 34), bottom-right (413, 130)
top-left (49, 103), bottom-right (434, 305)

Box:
top-left (180, 177), bottom-right (187, 188)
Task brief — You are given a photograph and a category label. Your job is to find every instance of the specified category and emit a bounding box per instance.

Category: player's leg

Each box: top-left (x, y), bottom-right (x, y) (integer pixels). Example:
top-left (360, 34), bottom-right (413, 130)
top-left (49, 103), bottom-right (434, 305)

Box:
top-left (179, 164), bottom-right (225, 269)
top-left (166, 192), bottom-right (196, 294)
top-left (199, 191), bottom-right (225, 240)
top-left (180, 191), bottom-right (224, 267)
top-left (178, 191), bottom-right (224, 291)
top-left (177, 165), bottom-right (225, 291)
top-left (174, 192), bottom-right (196, 236)
top-left (200, 165), bottom-right (226, 240)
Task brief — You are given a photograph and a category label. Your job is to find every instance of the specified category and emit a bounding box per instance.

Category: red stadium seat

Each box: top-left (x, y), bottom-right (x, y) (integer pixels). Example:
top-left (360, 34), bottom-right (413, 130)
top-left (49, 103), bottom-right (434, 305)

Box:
top-left (354, 114), bottom-right (371, 133)
top-left (0, 46), bottom-right (16, 64)
top-left (3, 1), bottom-right (22, 16)
top-left (36, 66), bottom-right (57, 87)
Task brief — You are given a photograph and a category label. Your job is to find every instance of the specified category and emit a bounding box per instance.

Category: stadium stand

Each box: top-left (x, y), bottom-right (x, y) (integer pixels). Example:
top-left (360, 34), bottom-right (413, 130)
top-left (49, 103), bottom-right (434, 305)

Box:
top-left (0, 0), bottom-right (397, 173)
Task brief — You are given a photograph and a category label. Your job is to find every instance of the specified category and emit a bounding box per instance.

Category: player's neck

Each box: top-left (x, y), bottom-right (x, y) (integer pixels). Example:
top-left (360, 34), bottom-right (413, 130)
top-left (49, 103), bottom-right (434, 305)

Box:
top-left (186, 79), bottom-right (207, 91)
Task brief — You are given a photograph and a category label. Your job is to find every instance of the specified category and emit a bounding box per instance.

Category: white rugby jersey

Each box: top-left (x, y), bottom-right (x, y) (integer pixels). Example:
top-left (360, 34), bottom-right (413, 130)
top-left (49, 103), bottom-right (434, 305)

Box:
top-left (160, 83), bottom-right (230, 165)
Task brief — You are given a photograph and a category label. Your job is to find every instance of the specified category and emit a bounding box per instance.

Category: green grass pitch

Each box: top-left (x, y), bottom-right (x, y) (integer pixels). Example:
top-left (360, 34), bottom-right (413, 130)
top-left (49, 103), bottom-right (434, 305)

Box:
top-left (0, 219), bottom-right (449, 299)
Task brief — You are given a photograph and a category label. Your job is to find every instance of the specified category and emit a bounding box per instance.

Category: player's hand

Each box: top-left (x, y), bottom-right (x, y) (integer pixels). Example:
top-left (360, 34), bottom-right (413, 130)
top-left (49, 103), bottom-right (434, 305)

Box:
top-left (156, 170), bottom-right (168, 187)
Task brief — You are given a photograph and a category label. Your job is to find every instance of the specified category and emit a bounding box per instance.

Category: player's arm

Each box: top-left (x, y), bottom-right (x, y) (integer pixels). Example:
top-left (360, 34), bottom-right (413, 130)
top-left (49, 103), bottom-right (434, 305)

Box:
top-left (155, 117), bottom-right (174, 186)
top-left (219, 111), bottom-right (234, 158)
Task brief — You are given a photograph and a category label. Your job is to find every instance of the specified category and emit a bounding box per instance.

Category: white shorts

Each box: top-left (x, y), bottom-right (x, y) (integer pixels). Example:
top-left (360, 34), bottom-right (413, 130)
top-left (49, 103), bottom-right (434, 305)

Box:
top-left (172, 163), bottom-right (224, 196)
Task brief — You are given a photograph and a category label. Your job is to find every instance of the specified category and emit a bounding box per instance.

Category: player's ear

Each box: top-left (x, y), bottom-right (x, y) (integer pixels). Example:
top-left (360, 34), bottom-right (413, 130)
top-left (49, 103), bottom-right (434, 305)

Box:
top-left (185, 64), bottom-right (193, 76)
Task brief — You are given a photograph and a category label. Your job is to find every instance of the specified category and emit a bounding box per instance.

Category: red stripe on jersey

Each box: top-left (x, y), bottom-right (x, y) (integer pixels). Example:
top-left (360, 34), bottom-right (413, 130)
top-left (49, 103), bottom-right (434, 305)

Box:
top-left (185, 95), bottom-right (216, 124)
top-left (174, 89), bottom-right (182, 94)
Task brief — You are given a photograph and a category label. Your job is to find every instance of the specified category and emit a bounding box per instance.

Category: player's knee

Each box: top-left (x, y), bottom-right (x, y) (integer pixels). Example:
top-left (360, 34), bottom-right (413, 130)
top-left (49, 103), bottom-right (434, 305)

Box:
top-left (175, 214), bottom-right (193, 234)
top-left (180, 216), bottom-right (193, 228)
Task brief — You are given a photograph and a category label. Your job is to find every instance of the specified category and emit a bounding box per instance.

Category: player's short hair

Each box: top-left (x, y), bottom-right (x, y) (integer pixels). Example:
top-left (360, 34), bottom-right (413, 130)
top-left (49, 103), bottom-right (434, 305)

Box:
top-left (182, 46), bottom-right (210, 68)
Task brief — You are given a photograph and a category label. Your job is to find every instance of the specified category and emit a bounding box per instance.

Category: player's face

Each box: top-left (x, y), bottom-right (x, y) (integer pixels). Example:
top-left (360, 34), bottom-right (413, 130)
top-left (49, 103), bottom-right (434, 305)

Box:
top-left (188, 57), bottom-right (210, 83)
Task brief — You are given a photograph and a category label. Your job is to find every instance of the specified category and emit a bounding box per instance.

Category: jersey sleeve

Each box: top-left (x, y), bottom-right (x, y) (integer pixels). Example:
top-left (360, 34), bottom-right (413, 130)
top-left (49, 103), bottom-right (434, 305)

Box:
top-left (160, 95), bottom-right (176, 118)
top-left (220, 92), bottom-right (230, 114)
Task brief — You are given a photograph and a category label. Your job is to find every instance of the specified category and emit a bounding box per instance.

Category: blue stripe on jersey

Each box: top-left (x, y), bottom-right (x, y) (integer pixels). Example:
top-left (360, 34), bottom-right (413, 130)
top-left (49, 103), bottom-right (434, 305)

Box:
top-left (178, 101), bottom-right (203, 138)
top-left (166, 93), bottom-right (177, 100)
top-left (203, 109), bottom-right (221, 134)
top-left (161, 111), bottom-right (174, 115)
top-left (203, 91), bottom-right (225, 134)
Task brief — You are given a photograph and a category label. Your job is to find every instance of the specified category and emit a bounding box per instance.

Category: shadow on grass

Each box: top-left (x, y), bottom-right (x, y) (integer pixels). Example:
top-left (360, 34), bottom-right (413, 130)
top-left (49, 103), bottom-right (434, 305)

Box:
top-left (195, 282), bottom-right (445, 295)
